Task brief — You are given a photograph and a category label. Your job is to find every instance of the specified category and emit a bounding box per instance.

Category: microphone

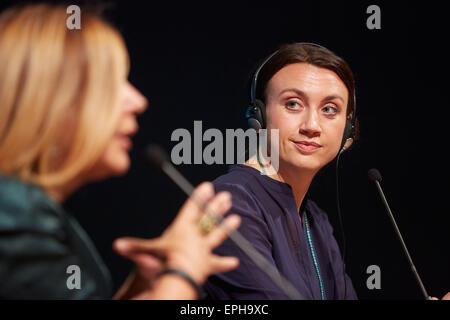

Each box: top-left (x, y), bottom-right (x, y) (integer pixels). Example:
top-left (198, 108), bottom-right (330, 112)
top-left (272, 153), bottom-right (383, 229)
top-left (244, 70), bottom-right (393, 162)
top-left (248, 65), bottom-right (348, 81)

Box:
top-left (368, 168), bottom-right (431, 300)
top-left (145, 144), bottom-right (304, 300)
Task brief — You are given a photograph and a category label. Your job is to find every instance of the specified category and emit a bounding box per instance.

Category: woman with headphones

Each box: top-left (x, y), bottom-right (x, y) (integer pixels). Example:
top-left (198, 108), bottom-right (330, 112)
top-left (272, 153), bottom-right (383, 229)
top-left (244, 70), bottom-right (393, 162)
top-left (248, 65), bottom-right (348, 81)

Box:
top-left (0, 4), bottom-right (241, 299)
top-left (204, 43), bottom-right (359, 300)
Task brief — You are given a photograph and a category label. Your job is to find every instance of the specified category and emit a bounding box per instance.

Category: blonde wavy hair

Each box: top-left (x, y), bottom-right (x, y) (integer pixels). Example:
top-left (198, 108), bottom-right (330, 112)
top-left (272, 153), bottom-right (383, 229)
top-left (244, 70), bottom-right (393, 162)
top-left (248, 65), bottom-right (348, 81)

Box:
top-left (0, 4), bottom-right (129, 190)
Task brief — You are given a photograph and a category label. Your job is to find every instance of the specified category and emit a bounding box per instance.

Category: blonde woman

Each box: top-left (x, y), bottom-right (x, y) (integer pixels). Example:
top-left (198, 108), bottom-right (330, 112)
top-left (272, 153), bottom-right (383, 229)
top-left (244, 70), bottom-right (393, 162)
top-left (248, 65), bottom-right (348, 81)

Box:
top-left (0, 4), bottom-right (241, 299)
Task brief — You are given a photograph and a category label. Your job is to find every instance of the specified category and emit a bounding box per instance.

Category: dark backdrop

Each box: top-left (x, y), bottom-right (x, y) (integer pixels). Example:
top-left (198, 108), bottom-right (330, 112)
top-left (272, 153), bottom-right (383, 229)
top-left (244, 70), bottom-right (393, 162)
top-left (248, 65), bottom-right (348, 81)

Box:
top-left (1, 0), bottom-right (448, 299)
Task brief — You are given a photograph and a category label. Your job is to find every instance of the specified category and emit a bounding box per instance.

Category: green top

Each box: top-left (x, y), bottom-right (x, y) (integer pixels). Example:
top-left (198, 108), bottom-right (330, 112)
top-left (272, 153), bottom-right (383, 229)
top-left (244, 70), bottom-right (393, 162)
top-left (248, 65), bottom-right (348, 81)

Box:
top-left (0, 174), bottom-right (113, 299)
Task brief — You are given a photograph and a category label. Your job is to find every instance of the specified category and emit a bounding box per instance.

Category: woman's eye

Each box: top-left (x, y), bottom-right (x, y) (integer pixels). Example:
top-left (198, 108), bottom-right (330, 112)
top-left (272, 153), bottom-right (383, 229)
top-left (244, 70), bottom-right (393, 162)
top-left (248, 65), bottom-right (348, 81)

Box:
top-left (322, 105), bottom-right (338, 115)
top-left (285, 100), bottom-right (301, 110)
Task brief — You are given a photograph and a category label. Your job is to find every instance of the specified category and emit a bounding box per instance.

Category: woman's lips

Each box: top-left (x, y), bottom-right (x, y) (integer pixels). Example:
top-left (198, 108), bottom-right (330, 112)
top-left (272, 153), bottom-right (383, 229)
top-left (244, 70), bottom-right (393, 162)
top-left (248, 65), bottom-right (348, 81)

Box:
top-left (292, 140), bottom-right (322, 153)
top-left (115, 126), bottom-right (138, 151)
top-left (116, 134), bottom-right (132, 150)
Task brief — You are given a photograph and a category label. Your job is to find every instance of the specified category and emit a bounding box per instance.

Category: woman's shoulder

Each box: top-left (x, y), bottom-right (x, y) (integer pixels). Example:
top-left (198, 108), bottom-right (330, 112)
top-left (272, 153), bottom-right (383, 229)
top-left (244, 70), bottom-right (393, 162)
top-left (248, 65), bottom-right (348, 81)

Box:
top-left (0, 174), bottom-right (113, 299)
top-left (0, 174), bottom-right (65, 236)
top-left (212, 165), bottom-right (260, 198)
top-left (212, 165), bottom-right (267, 213)
top-left (213, 165), bottom-right (255, 185)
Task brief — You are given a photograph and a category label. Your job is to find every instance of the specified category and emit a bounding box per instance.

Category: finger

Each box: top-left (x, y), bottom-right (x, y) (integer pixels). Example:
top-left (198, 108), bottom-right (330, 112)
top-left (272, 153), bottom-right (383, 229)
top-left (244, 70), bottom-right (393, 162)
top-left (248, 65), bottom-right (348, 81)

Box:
top-left (204, 191), bottom-right (232, 219)
top-left (207, 214), bottom-right (241, 248)
top-left (178, 182), bottom-right (215, 220)
top-left (196, 192), bottom-right (232, 235)
top-left (431, 297), bottom-right (438, 300)
top-left (209, 255), bottom-right (240, 274)
top-left (113, 237), bottom-right (166, 258)
top-left (130, 253), bottom-right (164, 275)
top-left (442, 292), bottom-right (450, 300)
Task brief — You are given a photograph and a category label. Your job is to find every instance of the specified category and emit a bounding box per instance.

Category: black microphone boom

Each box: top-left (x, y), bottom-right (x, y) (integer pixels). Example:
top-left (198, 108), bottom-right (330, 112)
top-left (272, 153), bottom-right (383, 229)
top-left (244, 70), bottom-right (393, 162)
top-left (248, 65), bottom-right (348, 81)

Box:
top-left (145, 144), bottom-right (304, 300)
top-left (368, 168), bottom-right (431, 300)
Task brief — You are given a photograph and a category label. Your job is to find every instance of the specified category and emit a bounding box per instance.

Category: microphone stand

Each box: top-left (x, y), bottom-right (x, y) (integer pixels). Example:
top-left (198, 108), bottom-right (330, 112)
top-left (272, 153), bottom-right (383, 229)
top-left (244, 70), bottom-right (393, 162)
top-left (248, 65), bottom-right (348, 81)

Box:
top-left (372, 178), bottom-right (432, 300)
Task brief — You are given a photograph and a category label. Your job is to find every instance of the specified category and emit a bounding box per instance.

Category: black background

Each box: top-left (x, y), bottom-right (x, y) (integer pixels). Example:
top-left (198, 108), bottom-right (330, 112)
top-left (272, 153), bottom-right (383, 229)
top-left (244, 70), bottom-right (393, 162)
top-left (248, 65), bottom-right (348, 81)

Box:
top-left (1, 0), bottom-right (448, 300)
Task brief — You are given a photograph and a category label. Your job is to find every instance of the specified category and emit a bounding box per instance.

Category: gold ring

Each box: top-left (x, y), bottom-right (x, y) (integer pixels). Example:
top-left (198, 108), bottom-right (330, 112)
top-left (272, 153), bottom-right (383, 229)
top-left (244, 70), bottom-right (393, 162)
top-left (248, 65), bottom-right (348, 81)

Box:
top-left (198, 213), bottom-right (216, 235)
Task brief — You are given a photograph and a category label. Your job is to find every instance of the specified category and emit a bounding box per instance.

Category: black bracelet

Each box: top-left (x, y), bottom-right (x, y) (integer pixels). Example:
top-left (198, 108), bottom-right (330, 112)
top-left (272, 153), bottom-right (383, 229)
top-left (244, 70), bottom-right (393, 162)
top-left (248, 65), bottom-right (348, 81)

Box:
top-left (157, 268), bottom-right (205, 299)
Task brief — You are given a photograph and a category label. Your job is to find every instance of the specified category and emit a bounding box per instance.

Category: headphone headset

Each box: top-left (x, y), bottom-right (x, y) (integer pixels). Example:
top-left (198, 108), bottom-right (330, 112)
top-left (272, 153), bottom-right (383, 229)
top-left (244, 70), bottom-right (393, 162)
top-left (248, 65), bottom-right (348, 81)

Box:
top-left (245, 42), bottom-right (357, 153)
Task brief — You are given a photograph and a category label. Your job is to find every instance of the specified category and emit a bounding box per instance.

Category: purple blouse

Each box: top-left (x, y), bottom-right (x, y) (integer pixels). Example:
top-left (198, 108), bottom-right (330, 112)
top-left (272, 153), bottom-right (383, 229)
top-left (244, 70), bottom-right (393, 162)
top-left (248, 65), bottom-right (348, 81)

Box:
top-left (204, 165), bottom-right (357, 300)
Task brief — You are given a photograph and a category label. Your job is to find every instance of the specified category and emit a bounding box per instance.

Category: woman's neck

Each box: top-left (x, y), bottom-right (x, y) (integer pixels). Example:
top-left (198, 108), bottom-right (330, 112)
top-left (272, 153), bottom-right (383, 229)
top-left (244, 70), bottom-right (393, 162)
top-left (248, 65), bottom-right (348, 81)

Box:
top-left (246, 153), bottom-right (317, 213)
top-left (46, 176), bottom-right (84, 204)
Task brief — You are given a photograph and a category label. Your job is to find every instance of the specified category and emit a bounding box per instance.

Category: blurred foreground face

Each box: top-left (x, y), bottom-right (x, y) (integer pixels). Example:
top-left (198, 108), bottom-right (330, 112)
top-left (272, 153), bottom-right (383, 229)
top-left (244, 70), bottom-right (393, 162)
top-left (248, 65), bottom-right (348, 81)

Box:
top-left (0, 4), bottom-right (146, 192)
top-left (265, 63), bottom-right (349, 173)
top-left (88, 81), bottom-right (147, 179)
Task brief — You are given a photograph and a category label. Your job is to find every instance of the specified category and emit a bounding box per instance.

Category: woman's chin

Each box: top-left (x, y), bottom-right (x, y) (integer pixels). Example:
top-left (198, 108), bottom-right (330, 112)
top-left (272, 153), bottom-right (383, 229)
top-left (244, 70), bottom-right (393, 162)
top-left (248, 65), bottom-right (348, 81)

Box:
top-left (89, 152), bottom-right (131, 181)
top-left (108, 154), bottom-right (131, 177)
top-left (286, 156), bottom-right (323, 172)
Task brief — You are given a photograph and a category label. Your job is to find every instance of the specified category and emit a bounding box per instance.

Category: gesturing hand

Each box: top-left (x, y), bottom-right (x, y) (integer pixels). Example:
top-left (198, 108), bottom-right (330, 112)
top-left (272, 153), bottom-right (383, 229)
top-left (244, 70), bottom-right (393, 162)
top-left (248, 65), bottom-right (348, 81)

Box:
top-left (113, 182), bottom-right (241, 295)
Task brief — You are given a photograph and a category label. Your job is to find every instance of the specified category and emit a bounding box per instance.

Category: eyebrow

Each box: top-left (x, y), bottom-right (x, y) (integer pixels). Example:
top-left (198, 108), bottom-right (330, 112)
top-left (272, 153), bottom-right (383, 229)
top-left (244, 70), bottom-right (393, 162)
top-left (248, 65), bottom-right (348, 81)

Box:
top-left (278, 88), bottom-right (345, 104)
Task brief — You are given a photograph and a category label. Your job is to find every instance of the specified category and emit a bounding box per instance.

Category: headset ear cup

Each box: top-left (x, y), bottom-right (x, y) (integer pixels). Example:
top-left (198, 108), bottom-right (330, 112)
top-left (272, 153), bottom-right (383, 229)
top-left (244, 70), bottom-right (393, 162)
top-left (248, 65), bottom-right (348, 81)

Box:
top-left (247, 117), bottom-right (262, 131)
top-left (246, 99), bottom-right (266, 131)
top-left (246, 105), bottom-right (262, 131)
top-left (254, 99), bottom-right (266, 129)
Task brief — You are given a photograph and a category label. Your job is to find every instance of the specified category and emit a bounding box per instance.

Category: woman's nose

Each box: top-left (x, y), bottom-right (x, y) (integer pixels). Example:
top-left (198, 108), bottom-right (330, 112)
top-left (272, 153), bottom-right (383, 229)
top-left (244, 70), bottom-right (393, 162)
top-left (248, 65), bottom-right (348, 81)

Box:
top-left (132, 89), bottom-right (148, 114)
top-left (123, 81), bottom-right (148, 114)
top-left (299, 110), bottom-right (321, 137)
